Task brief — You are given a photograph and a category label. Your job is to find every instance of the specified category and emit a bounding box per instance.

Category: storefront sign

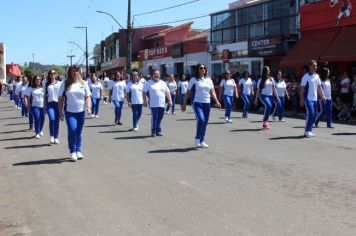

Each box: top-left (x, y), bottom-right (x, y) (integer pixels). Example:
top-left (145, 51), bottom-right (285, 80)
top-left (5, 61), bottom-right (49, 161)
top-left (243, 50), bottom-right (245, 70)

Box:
top-left (222, 49), bottom-right (229, 63)
top-left (101, 57), bottom-right (126, 70)
top-left (0, 43), bottom-right (5, 83)
top-left (249, 35), bottom-right (296, 57)
top-left (143, 46), bottom-right (169, 61)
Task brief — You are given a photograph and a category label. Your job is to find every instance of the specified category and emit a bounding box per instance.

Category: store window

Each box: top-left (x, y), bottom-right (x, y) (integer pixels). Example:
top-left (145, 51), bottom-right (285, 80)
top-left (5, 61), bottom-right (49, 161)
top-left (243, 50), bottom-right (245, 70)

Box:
top-left (252, 61), bottom-right (262, 77)
top-left (248, 4), bottom-right (263, 23)
top-left (229, 61), bottom-right (249, 74)
top-left (265, 19), bottom-right (281, 36)
top-left (236, 25), bottom-right (248, 41)
top-left (236, 8), bottom-right (249, 25)
top-left (223, 28), bottom-right (235, 43)
top-left (250, 23), bottom-right (264, 38)
top-left (282, 16), bottom-right (297, 33)
top-left (212, 63), bottom-right (223, 76)
top-left (211, 30), bottom-right (223, 45)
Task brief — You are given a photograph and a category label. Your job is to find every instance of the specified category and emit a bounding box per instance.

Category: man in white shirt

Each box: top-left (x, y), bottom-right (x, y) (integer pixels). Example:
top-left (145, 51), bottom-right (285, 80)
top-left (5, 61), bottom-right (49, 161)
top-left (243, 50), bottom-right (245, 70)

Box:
top-left (340, 72), bottom-right (351, 104)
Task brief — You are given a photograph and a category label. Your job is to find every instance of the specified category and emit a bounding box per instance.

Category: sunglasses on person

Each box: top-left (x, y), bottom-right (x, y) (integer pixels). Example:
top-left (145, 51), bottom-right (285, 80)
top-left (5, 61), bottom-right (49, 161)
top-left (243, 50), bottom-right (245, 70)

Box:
top-left (199, 67), bottom-right (206, 70)
top-left (50, 71), bottom-right (56, 75)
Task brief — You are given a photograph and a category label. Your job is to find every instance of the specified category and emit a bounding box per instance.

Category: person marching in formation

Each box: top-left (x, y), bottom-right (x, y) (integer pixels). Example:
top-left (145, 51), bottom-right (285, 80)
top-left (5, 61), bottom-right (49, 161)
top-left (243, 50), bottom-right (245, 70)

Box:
top-left (143, 69), bottom-right (172, 137)
top-left (219, 70), bottom-right (238, 123)
top-left (182, 63), bottom-right (221, 148)
top-left (177, 74), bottom-right (189, 106)
top-left (272, 70), bottom-right (290, 122)
top-left (18, 77), bottom-right (29, 117)
top-left (89, 74), bottom-right (103, 118)
top-left (126, 71), bottom-right (144, 131)
top-left (165, 74), bottom-right (178, 115)
top-left (239, 71), bottom-right (254, 118)
top-left (13, 76), bottom-right (22, 109)
top-left (109, 71), bottom-right (127, 125)
top-left (59, 65), bottom-right (92, 161)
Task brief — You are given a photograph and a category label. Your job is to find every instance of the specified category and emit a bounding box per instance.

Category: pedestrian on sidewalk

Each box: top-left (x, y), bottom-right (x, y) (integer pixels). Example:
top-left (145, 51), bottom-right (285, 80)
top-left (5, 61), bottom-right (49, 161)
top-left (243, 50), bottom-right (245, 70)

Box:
top-left (239, 71), bottom-right (254, 118)
top-left (89, 74), bottom-right (103, 118)
top-left (181, 63), bottom-right (221, 148)
top-left (45, 69), bottom-right (62, 144)
top-left (25, 76), bottom-right (45, 139)
top-left (166, 74), bottom-right (177, 114)
top-left (18, 77), bottom-right (29, 117)
top-left (219, 70), bottom-right (238, 123)
top-left (272, 70), bottom-right (290, 122)
top-left (177, 74), bottom-right (188, 106)
top-left (59, 65), bottom-right (92, 161)
top-left (109, 71), bottom-right (127, 125)
top-left (126, 71), bottom-right (144, 131)
top-left (254, 66), bottom-right (279, 130)
top-left (143, 69), bottom-right (172, 137)
top-left (314, 68), bottom-right (333, 128)
top-left (300, 60), bottom-right (326, 138)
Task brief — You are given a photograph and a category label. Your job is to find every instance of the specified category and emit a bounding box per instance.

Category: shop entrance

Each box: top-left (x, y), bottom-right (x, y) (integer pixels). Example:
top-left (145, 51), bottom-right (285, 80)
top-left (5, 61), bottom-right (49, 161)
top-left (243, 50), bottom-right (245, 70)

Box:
top-left (174, 62), bottom-right (184, 76)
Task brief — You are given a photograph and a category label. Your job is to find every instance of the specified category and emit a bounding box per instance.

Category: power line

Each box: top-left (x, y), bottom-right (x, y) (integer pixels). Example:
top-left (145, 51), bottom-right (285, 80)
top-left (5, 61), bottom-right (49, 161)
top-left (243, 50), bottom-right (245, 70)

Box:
top-left (140, 14), bottom-right (210, 27)
top-left (134, 0), bottom-right (199, 17)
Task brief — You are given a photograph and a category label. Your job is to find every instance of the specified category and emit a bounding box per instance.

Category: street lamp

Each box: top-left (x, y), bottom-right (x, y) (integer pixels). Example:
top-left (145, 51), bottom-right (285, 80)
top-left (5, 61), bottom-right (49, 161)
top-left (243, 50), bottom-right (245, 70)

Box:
top-left (67, 55), bottom-right (75, 66)
top-left (74, 26), bottom-right (89, 79)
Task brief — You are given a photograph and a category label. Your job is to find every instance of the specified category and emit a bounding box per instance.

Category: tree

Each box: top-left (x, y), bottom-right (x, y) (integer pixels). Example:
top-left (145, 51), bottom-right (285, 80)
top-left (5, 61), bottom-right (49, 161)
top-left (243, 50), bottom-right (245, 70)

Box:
top-left (23, 67), bottom-right (34, 77)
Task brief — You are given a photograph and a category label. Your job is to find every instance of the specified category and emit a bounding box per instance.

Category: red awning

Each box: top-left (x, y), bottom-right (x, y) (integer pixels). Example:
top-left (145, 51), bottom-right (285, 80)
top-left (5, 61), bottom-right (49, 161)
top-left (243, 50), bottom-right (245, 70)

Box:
top-left (6, 64), bottom-right (22, 77)
top-left (280, 29), bottom-right (339, 67)
top-left (320, 26), bottom-right (356, 62)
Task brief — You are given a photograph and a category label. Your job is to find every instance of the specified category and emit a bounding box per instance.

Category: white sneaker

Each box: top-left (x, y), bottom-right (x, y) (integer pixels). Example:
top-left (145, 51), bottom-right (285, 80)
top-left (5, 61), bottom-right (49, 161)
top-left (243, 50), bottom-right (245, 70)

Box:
top-left (304, 132), bottom-right (315, 138)
top-left (228, 119), bottom-right (233, 123)
top-left (166, 111), bottom-right (170, 114)
top-left (309, 132), bottom-right (316, 137)
top-left (195, 139), bottom-right (201, 147)
top-left (70, 153), bottom-right (77, 161)
top-left (35, 134), bottom-right (41, 139)
top-left (91, 114), bottom-right (95, 118)
top-left (272, 116), bottom-right (276, 121)
top-left (50, 136), bottom-right (55, 143)
top-left (76, 152), bottom-right (84, 159)
top-left (54, 139), bottom-right (60, 144)
top-left (280, 119), bottom-right (286, 122)
top-left (40, 131), bottom-right (44, 136)
top-left (200, 141), bottom-right (209, 148)
top-left (172, 112), bottom-right (176, 115)
top-left (225, 117), bottom-right (229, 123)
top-left (95, 115), bottom-right (99, 118)
top-left (133, 127), bottom-right (138, 132)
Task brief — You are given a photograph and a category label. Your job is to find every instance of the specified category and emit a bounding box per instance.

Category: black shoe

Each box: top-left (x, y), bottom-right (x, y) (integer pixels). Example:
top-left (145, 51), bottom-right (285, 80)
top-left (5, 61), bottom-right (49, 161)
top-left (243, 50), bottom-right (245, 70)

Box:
top-left (314, 124), bottom-right (319, 128)
top-left (156, 132), bottom-right (163, 136)
top-left (117, 121), bottom-right (123, 125)
top-left (327, 126), bottom-right (334, 129)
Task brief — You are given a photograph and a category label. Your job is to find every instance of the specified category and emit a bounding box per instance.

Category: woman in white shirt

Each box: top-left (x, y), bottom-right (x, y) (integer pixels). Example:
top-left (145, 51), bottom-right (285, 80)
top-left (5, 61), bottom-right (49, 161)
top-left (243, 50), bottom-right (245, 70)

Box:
top-left (109, 72), bottom-right (127, 125)
top-left (239, 71), bottom-right (254, 118)
top-left (59, 65), bottom-right (92, 161)
top-left (181, 63), bottom-right (221, 148)
top-left (178, 74), bottom-right (188, 106)
top-left (143, 70), bottom-right (172, 137)
top-left (126, 71), bottom-right (144, 131)
top-left (166, 74), bottom-right (178, 114)
top-left (272, 71), bottom-right (290, 122)
top-left (13, 76), bottom-right (23, 109)
top-left (254, 66), bottom-right (279, 130)
top-left (25, 76), bottom-right (45, 139)
top-left (7, 78), bottom-right (14, 102)
top-left (19, 77), bottom-right (29, 117)
top-left (89, 74), bottom-right (103, 118)
top-left (219, 70), bottom-right (238, 123)
top-left (45, 69), bottom-right (62, 144)
top-left (314, 68), bottom-right (333, 128)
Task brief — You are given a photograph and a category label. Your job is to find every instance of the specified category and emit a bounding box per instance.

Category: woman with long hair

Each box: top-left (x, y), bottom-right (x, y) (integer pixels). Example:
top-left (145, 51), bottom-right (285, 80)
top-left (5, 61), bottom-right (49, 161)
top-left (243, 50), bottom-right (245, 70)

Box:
top-left (182, 63), bottom-right (221, 148)
top-left (254, 66), bottom-right (279, 130)
top-left (314, 68), bottom-right (333, 128)
top-left (165, 74), bottom-right (178, 114)
top-left (59, 65), bottom-right (92, 161)
top-left (45, 69), bottom-right (62, 144)
top-left (272, 70), bottom-right (290, 122)
top-left (219, 70), bottom-right (238, 123)
top-left (239, 71), bottom-right (254, 118)
top-left (126, 71), bottom-right (144, 131)
top-left (89, 74), bottom-right (103, 118)
top-left (109, 71), bottom-right (127, 125)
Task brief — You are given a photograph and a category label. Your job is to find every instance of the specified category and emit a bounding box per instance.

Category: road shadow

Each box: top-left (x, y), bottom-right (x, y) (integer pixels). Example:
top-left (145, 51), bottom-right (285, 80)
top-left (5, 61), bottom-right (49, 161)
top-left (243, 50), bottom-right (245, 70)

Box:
top-left (100, 129), bottom-right (131, 134)
top-left (85, 124), bottom-right (116, 128)
top-left (0, 136), bottom-right (33, 142)
top-left (4, 122), bottom-right (28, 126)
top-left (332, 132), bottom-right (356, 136)
top-left (0, 129), bottom-right (28, 135)
top-left (5, 143), bottom-right (52, 149)
top-left (148, 147), bottom-right (198, 153)
top-left (176, 118), bottom-right (196, 121)
top-left (230, 128), bottom-right (263, 132)
top-left (292, 126), bottom-right (305, 129)
top-left (269, 135), bottom-right (305, 140)
top-left (0, 116), bottom-right (23, 120)
top-left (208, 121), bottom-right (227, 125)
top-left (13, 158), bottom-right (71, 166)
top-left (0, 109), bottom-right (15, 112)
top-left (114, 135), bottom-right (152, 140)
top-left (219, 117), bottom-right (243, 119)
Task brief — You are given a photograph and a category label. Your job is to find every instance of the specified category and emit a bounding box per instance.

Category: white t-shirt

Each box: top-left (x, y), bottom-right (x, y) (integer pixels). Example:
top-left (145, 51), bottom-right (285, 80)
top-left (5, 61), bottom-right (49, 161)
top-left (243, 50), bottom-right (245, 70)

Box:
top-left (46, 81), bottom-right (62, 102)
top-left (301, 73), bottom-right (321, 101)
top-left (239, 77), bottom-right (253, 95)
top-left (178, 81), bottom-right (188, 94)
top-left (59, 80), bottom-right (91, 113)
top-left (321, 80), bottom-right (332, 100)
top-left (220, 79), bottom-right (236, 96)
top-left (90, 82), bottom-right (103, 99)
top-left (167, 81), bottom-right (177, 94)
top-left (340, 77), bottom-right (350, 94)
top-left (275, 81), bottom-right (287, 97)
top-left (19, 84), bottom-right (28, 99)
top-left (143, 79), bottom-right (169, 108)
top-left (257, 78), bottom-right (275, 96)
top-left (14, 81), bottom-right (23, 95)
top-left (7, 83), bottom-right (14, 91)
top-left (26, 87), bottom-right (45, 108)
top-left (126, 82), bottom-right (144, 105)
top-left (140, 78), bottom-right (146, 84)
top-left (109, 80), bottom-right (127, 101)
top-left (188, 77), bottom-right (214, 103)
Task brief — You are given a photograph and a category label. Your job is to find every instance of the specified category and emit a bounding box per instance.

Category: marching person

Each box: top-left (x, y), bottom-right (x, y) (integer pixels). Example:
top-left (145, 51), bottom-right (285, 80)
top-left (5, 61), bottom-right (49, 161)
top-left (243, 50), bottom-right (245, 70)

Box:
top-left (177, 74), bottom-right (188, 105)
top-left (181, 63), bottom-right (221, 148)
top-left (239, 71), bottom-right (254, 118)
top-left (143, 69), bottom-right (172, 137)
top-left (314, 68), bottom-right (334, 128)
top-left (126, 71), bottom-right (144, 131)
top-left (272, 71), bottom-right (290, 122)
top-left (25, 76), bottom-right (45, 139)
top-left (219, 70), bottom-right (238, 123)
top-left (254, 66), bottom-right (279, 130)
top-left (45, 69), bottom-right (62, 144)
top-left (7, 78), bottom-right (14, 102)
top-left (13, 76), bottom-right (22, 109)
top-left (19, 77), bottom-right (29, 117)
top-left (166, 74), bottom-right (177, 114)
top-left (300, 60), bottom-right (326, 138)
top-left (89, 74), bottom-right (103, 118)
top-left (59, 65), bottom-right (92, 161)
top-left (109, 71), bottom-right (127, 125)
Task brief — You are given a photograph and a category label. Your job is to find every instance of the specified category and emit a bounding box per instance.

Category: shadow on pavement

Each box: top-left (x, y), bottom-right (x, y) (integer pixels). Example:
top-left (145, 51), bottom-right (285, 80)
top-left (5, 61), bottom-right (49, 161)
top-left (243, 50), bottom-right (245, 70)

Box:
top-left (0, 129), bottom-right (28, 135)
top-left (115, 135), bottom-right (152, 140)
top-left (4, 122), bottom-right (28, 126)
top-left (0, 116), bottom-right (23, 120)
top-left (332, 132), bottom-right (356, 136)
top-left (176, 118), bottom-right (196, 121)
top-left (230, 128), bottom-right (263, 132)
top-left (5, 144), bottom-right (52, 149)
top-left (269, 135), bottom-right (305, 140)
top-left (148, 147), bottom-right (198, 153)
top-left (100, 129), bottom-right (131, 134)
top-left (0, 136), bottom-right (33, 142)
top-left (292, 126), bottom-right (305, 129)
top-left (208, 121), bottom-right (227, 125)
top-left (85, 124), bottom-right (116, 128)
top-left (13, 158), bottom-right (70, 166)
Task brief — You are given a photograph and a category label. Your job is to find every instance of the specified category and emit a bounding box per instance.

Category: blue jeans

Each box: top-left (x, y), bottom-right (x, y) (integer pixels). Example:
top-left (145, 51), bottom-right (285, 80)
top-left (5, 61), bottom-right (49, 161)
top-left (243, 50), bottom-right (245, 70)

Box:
top-left (9, 90), bottom-right (14, 101)
top-left (193, 102), bottom-right (211, 142)
top-left (166, 94), bottom-right (176, 113)
top-left (65, 111), bottom-right (85, 153)
top-left (305, 99), bottom-right (317, 132)
top-left (91, 98), bottom-right (100, 115)
top-left (14, 95), bottom-right (20, 107)
top-left (180, 94), bottom-right (185, 105)
top-left (28, 110), bottom-right (34, 129)
top-left (131, 104), bottom-right (143, 128)
top-left (272, 96), bottom-right (285, 120)
top-left (47, 101), bottom-right (60, 139)
top-left (223, 95), bottom-right (233, 119)
top-left (31, 106), bottom-right (45, 135)
top-left (241, 94), bottom-right (251, 117)
top-left (315, 99), bottom-right (333, 127)
top-left (113, 100), bottom-right (124, 121)
top-left (291, 94), bottom-right (298, 113)
top-left (151, 107), bottom-right (165, 134)
top-left (259, 95), bottom-right (274, 122)
top-left (21, 98), bottom-right (27, 116)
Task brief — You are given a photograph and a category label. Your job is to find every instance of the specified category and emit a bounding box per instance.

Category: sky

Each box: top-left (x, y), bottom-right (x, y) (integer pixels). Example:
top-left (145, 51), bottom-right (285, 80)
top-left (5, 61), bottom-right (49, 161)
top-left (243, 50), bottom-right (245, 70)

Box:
top-left (1, 0), bottom-right (233, 66)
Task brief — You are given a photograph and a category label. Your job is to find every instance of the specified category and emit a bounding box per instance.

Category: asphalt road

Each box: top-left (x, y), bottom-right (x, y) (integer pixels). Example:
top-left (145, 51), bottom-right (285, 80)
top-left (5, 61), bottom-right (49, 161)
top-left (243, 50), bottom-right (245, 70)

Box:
top-left (0, 95), bottom-right (356, 236)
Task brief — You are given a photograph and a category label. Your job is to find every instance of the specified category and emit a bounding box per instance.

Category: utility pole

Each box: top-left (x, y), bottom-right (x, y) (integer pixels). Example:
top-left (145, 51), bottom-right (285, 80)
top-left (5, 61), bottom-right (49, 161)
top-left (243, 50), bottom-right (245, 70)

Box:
top-left (127, 0), bottom-right (132, 73)
top-left (67, 55), bottom-right (75, 66)
top-left (74, 26), bottom-right (89, 79)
